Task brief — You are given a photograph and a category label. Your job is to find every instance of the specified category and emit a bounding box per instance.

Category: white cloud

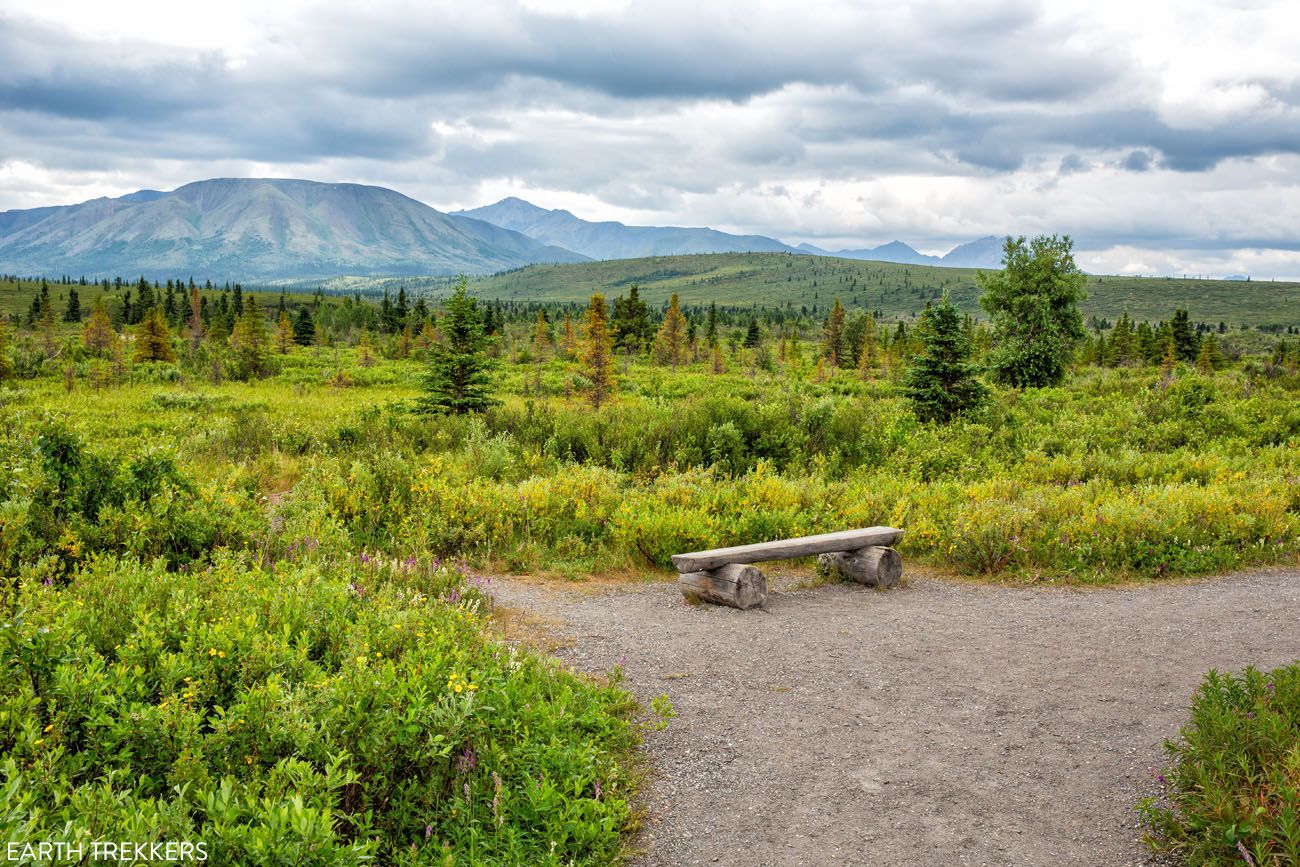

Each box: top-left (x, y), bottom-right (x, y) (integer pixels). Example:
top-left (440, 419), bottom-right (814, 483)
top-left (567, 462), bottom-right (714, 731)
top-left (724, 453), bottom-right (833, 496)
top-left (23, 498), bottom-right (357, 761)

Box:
top-left (3, 0), bottom-right (1300, 276)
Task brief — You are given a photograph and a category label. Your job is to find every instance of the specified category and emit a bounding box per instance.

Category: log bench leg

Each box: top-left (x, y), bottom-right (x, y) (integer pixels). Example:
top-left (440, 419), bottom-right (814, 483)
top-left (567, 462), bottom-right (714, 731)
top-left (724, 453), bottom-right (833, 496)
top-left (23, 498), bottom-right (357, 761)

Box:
top-left (678, 563), bottom-right (768, 609)
top-left (816, 546), bottom-right (902, 588)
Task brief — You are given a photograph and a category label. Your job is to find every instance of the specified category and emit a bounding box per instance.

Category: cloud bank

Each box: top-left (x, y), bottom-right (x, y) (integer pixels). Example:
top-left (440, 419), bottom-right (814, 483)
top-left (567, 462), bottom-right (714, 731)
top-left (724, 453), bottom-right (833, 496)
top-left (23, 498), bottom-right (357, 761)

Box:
top-left (3, 0), bottom-right (1300, 276)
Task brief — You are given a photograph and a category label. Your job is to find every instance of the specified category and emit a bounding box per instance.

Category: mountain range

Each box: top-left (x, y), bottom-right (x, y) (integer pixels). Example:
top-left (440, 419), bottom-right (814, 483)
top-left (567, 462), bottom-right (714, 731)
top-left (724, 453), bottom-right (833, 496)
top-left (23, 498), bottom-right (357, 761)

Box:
top-left (458, 197), bottom-right (1004, 268)
top-left (0, 178), bottom-right (586, 280)
top-left (0, 177), bottom-right (1006, 279)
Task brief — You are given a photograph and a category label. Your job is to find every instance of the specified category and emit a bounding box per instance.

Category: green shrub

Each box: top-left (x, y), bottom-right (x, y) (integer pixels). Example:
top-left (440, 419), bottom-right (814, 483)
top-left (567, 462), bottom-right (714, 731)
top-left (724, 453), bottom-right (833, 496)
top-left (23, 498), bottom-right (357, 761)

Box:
top-left (1140, 663), bottom-right (1300, 865)
top-left (1, 553), bottom-right (638, 864)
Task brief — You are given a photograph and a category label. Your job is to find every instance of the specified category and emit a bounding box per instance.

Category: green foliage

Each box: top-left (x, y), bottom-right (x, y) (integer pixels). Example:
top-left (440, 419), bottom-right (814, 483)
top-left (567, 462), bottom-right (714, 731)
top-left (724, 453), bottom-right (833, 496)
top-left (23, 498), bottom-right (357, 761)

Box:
top-left (0, 553), bottom-right (637, 864)
top-left (229, 298), bottom-right (271, 380)
top-left (133, 307), bottom-right (177, 364)
top-left (0, 425), bottom-right (256, 577)
top-left (903, 297), bottom-right (988, 423)
top-left (1139, 663), bottom-right (1300, 865)
top-left (979, 235), bottom-right (1087, 388)
top-left (418, 280), bottom-right (498, 415)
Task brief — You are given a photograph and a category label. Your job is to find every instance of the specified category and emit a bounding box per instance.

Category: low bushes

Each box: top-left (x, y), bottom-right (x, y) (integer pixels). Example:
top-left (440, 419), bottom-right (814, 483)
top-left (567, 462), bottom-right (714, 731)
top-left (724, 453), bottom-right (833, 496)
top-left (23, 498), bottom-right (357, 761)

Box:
top-left (1140, 663), bottom-right (1300, 865)
top-left (1, 552), bottom-right (638, 864)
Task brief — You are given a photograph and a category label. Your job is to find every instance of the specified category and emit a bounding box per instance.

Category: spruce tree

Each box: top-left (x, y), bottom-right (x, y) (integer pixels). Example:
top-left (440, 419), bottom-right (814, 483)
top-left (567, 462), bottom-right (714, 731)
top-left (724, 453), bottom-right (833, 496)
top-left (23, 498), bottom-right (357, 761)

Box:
top-left (276, 310), bottom-right (294, 354)
top-left (1170, 309), bottom-right (1198, 362)
top-left (612, 284), bottom-right (651, 352)
top-left (417, 280), bottom-right (498, 415)
top-left (82, 297), bottom-right (115, 356)
top-left (0, 317), bottom-right (11, 382)
top-left (822, 298), bottom-right (847, 366)
top-left (582, 294), bottom-right (615, 409)
top-left (652, 293), bottom-right (687, 368)
top-left (903, 297), bottom-right (987, 423)
top-left (63, 288), bottom-right (81, 322)
top-left (229, 298), bottom-right (269, 379)
top-left (293, 306), bottom-right (316, 346)
top-left (133, 306), bottom-right (177, 363)
top-left (744, 318), bottom-right (762, 348)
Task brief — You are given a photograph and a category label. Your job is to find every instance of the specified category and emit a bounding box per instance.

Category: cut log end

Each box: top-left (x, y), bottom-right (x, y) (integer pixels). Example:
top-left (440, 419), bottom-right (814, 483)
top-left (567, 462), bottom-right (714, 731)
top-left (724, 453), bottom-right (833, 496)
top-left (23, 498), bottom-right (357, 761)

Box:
top-left (816, 546), bottom-right (902, 588)
top-left (678, 563), bottom-right (768, 610)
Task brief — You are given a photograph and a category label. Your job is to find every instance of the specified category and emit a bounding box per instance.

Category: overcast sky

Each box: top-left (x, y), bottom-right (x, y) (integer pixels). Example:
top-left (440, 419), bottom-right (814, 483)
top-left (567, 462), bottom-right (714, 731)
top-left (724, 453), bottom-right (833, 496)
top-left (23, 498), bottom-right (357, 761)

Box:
top-left (2, 0), bottom-right (1299, 276)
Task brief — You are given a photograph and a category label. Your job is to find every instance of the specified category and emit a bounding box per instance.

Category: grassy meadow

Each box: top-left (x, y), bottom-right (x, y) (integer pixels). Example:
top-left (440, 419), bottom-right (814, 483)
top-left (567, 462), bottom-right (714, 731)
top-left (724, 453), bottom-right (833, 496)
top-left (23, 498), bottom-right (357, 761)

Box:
top-left (2, 271), bottom-right (1300, 862)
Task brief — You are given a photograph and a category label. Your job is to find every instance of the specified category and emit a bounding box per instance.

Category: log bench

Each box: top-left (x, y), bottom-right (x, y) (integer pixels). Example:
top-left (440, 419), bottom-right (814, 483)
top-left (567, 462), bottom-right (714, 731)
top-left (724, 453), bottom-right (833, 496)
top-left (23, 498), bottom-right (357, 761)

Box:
top-left (672, 526), bottom-right (904, 609)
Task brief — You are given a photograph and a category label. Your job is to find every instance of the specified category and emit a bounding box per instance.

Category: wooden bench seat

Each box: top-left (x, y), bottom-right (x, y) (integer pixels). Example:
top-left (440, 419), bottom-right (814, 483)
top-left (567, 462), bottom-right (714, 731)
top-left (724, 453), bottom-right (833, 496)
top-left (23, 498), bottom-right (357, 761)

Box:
top-left (673, 526), bottom-right (904, 610)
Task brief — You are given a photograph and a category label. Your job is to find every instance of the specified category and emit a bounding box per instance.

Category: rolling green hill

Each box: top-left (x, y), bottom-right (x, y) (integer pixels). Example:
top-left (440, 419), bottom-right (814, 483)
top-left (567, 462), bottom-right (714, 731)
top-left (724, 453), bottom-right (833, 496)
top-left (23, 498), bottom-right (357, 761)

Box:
top-left (8, 251), bottom-right (1299, 333)
top-left (459, 253), bottom-right (1300, 330)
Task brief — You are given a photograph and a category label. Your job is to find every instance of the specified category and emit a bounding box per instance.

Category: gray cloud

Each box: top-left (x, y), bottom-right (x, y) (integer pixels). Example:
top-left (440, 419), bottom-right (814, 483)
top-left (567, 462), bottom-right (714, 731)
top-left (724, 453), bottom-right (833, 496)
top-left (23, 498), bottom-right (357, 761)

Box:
top-left (2, 1), bottom-right (1300, 275)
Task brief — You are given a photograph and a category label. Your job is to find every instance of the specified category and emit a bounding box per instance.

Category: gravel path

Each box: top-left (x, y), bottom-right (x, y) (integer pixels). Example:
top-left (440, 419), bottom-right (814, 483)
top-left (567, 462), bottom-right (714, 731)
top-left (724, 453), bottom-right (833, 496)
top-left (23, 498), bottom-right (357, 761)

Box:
top-left (490, 568), bottom-right (1300, 867)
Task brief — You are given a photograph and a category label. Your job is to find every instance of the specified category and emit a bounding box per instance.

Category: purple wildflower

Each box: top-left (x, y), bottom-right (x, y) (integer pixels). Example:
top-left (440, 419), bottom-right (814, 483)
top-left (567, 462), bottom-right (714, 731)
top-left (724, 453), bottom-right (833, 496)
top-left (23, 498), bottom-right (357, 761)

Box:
top-left (1237, 840), bottom-right (1257, 867)
top-left (457, 746), bottom-right (477, 773)
top-left (424, 824), bottom-right (433, 840)
top-left (594, 780), bottom-right (602, 800)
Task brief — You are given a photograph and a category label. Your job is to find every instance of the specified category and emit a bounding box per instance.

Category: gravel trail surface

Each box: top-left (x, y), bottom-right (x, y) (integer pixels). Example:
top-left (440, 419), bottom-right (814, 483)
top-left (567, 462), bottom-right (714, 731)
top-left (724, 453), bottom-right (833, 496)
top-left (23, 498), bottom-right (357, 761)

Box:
top-left (490, 569), bottom-right (1300, 867)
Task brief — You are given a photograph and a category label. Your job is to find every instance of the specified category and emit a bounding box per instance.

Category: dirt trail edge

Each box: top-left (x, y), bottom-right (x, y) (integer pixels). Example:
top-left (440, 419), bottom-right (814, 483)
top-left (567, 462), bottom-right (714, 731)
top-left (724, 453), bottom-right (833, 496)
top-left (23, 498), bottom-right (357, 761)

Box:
top-left (490, 569), bottom-right (1300, 867)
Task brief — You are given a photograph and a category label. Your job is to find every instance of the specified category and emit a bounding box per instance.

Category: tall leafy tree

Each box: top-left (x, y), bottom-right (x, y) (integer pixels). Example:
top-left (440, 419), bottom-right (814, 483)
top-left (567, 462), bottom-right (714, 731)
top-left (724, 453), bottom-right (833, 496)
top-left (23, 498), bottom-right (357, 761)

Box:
top-left (978, 234), bottom-right (1086, 388)
top-left (582, 294), bottom-right (615, 409)
top-left (903, 297), bottom-right (988, 423)
top-left (417, 279), bottom-right (498, 415)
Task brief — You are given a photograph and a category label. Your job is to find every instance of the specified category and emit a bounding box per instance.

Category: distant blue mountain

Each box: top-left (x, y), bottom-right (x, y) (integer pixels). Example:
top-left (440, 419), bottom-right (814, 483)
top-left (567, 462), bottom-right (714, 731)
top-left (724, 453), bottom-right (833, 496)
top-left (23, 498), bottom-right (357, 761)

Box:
top-left (796, 235), bottom-right (1003, 268)
top-left (455, 197), bottom-right (799, 260)
top-left (0, 179), bottom-right (587, 279)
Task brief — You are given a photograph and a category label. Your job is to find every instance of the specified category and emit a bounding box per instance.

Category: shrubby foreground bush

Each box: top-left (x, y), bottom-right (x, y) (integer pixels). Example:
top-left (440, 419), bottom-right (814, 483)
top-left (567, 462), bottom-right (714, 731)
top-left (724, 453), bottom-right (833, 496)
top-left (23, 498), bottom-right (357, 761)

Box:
top-left (1141, 663), bottom-right (1300, 865)
top-left (1, 551), bottom-right (636, 864)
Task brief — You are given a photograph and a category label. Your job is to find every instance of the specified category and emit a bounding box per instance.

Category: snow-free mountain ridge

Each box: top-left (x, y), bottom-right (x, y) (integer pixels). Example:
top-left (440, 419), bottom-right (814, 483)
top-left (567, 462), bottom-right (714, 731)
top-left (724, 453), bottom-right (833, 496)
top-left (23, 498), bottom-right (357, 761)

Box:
top-left (0, 179), bottom-right (587, 279)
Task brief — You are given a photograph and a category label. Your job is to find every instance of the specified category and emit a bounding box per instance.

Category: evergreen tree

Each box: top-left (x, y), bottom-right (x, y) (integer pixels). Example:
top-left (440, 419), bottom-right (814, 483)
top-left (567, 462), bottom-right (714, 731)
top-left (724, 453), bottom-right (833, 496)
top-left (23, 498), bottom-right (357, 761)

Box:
top-left (652, 293), bottom-right (687, 368)
top-left (186, 287), bottom-right (205, 351)
top-left (133, 306), bottom-right (177, 363)
top-left (276, 310), bottom-right (294, 354)
top-left (229, 298), bottom-right (269, 379)
top-left (822, 298), bottom-right (847, 366)
top-left (396, 287), bottom-right (409, 328)
top-left (744, 318), bottom-right (762, 348)
top-left (134, 278), bottom-right (154, 324)
top-left (381, 291), bottom-right (397, 334)
top-left (1196, 334), bottom-right (1225, 372)
top-left (417, 280), bottom-right (498, 415)
top-left (559, 310), bottom-right (577, 359)
top-left (531, 310), bottom-right (550, 394)
top-left (903, 296), bottom-right (988, 423)
top-left (582, 294), bottom-right (615, 409)
top-left (63, 287), bottom-right (82, 322)
top-left (0, 317), bottom-right (11, 382)
top-left (38, 295), bottom-right (57, 358)
top-left (1170, 309), bottom-right (1198, 362)
top-left (232, 284), bottom-right (244, 317)
top-left (612, 284), bottom-right (652, 352)
top-left (1110, 312), bottom-right (1135, 366)
top-left (82, 297), bottom-right (115, 356)
top-left (978, 234), bottom-right (1086, 388)
top-left (705, 302), bottom-right (718, 346)
top-left (292, 306), bottom-right (316, 346)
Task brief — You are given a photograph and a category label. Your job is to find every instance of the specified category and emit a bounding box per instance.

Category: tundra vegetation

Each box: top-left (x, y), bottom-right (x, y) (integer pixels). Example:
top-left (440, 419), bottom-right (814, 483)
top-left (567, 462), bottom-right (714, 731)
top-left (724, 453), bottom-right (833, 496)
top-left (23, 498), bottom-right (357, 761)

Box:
top-left (1, 238), bottom-right (1298, 861)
